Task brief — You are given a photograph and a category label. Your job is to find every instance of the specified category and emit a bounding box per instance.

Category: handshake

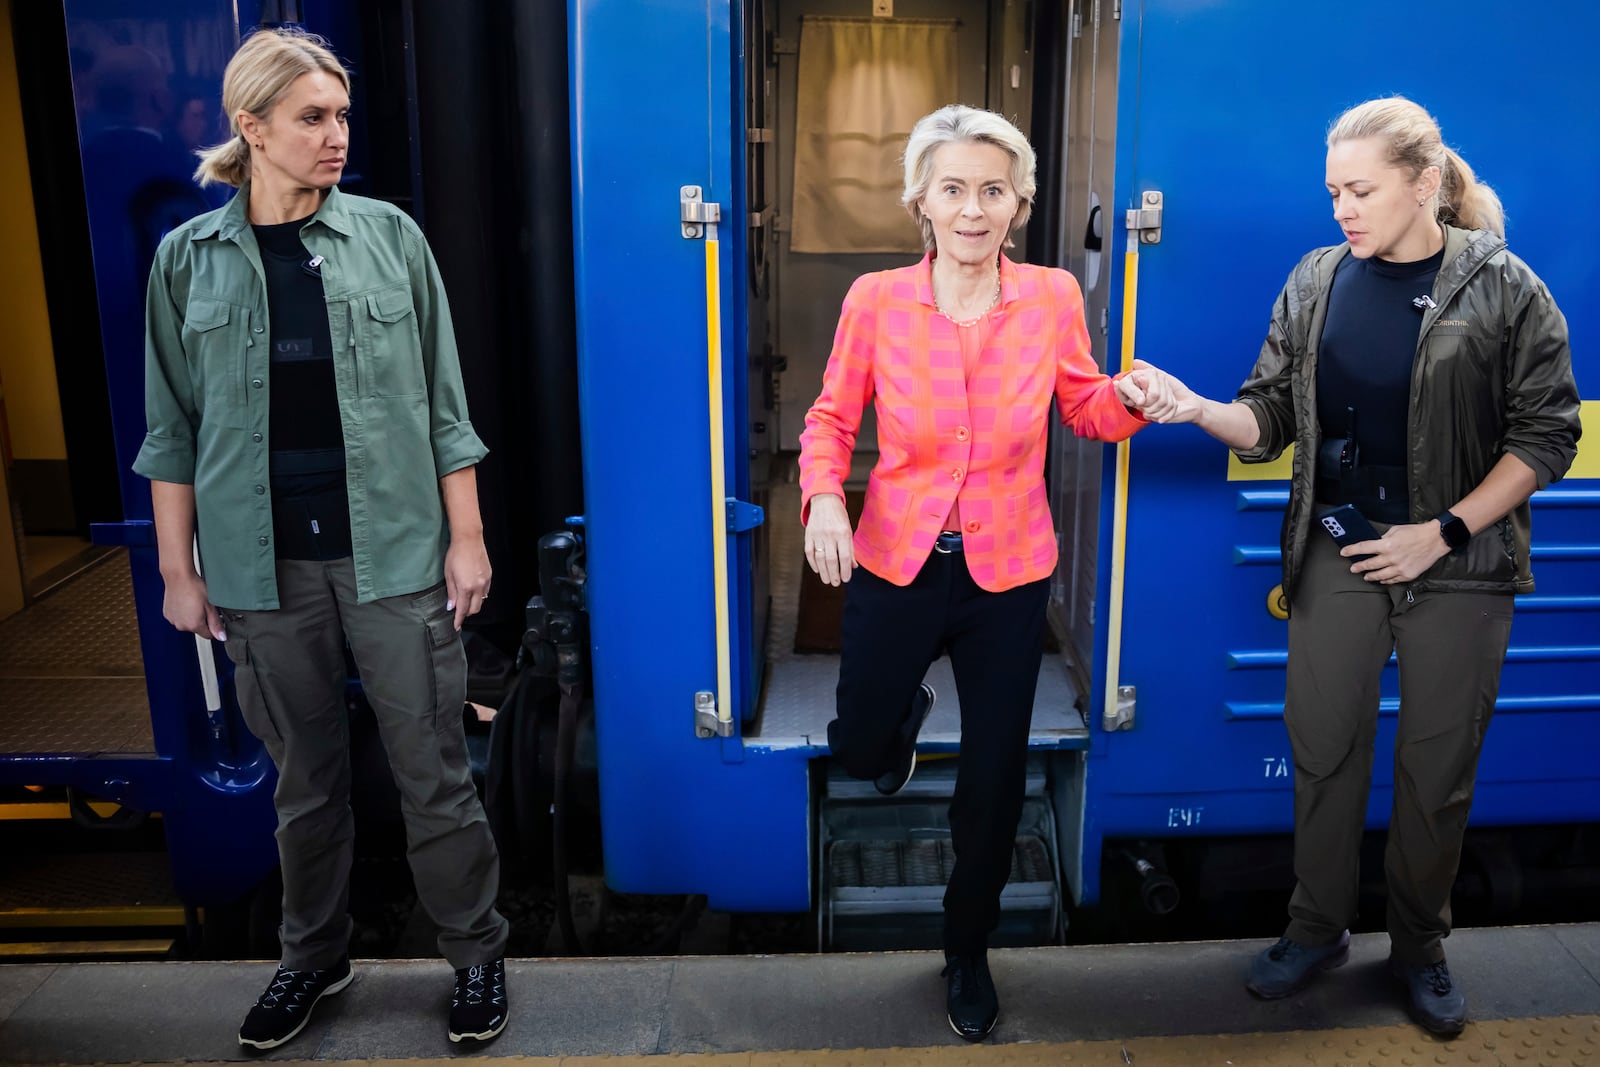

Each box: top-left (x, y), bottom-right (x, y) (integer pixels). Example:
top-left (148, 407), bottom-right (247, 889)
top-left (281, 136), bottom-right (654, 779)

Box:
top-left (1113, 359), bottom-right (1200, 424)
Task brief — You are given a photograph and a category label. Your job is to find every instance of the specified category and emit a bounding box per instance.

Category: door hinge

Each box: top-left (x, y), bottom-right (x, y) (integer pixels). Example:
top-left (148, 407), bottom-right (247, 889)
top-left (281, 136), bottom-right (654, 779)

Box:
top-left (747, 127), bottom-right (774, 144)
top-left (681, 185), bottom-right (721, 240)
top-left (1125, 190), bottom-right (1163, 245)
top-left (695, 690), bottom-right (732, 738)
top-left (1104, 684), bottom-right (1136, 732)
top-left (1112, 0), bottom-right (1122, 19)
top-left (726, 497), bottom-right (765, 533)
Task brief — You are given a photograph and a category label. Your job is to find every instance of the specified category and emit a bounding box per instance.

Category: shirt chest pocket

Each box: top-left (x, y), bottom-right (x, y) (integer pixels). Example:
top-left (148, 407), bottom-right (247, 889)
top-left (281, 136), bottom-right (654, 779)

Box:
top-left (355, 284), bottom-right (426, 397)
top-left (183, 296), bottom-right (252, 427)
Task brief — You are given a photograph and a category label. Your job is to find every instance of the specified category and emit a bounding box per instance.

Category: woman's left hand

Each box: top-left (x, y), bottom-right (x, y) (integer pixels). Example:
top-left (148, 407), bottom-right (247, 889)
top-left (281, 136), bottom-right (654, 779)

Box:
top-left (444, 534), bottom-right (493, 631)
top-left (1344, 522), bottom-right (1451, 585)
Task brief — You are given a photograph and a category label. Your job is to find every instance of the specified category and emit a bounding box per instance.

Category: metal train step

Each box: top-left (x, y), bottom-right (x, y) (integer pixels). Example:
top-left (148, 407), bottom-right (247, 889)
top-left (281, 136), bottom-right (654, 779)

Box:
top-left (819, 756), bottom-right (1062, 951)
top-left (0, 850), bottom-right (185, 960)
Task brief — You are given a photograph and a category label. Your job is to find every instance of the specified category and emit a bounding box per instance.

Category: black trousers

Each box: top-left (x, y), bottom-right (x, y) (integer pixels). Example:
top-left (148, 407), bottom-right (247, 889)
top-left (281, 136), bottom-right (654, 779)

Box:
top-left (827, 552), bottom-right (1050, 956)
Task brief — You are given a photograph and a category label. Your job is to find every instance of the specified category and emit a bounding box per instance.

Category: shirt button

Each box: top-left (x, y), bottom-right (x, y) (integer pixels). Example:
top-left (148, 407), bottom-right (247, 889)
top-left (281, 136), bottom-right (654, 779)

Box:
top-left (951, 467), bottom-right (964, 482)
top-left (251, 378), bottom-right (264, 389)
top-left (965, 519), bottom-right (980, 533)
top-left (252, 432), bottom-right (263, 443)
top-left (253, 325), bottom-right (265, 334)
top-left (254, 484), bottom-right (265, 495)
top-left (955, 426), bottom-right (970, 441)
top-left (258, 536), bottom-right (269, 546)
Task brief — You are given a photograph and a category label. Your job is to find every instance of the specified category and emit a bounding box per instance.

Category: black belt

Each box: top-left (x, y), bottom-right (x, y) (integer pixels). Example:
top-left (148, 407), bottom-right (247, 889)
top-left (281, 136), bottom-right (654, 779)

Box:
top-left (933, 531), bottom-right (964, 554)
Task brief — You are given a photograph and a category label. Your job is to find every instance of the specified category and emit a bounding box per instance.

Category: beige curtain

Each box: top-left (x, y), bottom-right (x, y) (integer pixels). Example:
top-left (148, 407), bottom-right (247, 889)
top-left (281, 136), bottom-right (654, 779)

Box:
top-left (790, 16), bottom-right (958, 254)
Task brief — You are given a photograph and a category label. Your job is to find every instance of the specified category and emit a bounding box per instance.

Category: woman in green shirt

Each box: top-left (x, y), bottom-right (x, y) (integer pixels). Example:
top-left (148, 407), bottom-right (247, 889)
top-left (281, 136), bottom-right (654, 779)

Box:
top-left (136, 27), bottom-right (509, 1050)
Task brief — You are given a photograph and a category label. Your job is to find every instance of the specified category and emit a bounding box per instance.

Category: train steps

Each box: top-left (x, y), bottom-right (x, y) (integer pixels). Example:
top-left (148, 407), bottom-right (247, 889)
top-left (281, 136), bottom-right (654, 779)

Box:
top-left (818, 755), bottom-right (1062, 951)
top-left (0, 799), bottom-right (182, 961)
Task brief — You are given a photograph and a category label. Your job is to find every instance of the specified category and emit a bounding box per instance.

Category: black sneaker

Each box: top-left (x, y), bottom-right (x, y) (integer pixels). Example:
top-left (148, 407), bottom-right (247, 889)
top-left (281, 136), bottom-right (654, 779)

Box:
top-left (449, 957), bottom-right (508, 1043)
top-left (942, 952), bottom-right (999, 1041)
top-left (874, 684), bottom-right (935, 796)
top-left (1391, 956), bottom-right (1467, 1038)
top-left (238, 957), bottom-right (353, 1050)
top-left (1245, 930), bottom-right (1350, 998)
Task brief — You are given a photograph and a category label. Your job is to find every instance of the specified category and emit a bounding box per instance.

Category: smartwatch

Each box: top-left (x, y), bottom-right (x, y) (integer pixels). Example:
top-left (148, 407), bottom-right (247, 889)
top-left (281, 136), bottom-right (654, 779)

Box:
top-left (1435, 510), bottom-right (1470, 554)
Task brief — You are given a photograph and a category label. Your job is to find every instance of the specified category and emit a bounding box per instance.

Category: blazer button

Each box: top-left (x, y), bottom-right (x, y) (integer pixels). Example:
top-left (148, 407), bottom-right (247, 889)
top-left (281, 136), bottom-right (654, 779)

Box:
top-left (955, 426), bottom-right (970, 441)
top-left (965, 519), bottom-right (980, 533)
top-left (951, 467), bottom-right (964, 481)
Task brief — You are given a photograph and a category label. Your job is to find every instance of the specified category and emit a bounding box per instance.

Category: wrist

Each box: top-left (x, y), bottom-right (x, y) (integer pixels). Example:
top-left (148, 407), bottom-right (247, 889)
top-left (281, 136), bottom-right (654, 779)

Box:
top-left (1434, 510), bottom-right (1470, 554)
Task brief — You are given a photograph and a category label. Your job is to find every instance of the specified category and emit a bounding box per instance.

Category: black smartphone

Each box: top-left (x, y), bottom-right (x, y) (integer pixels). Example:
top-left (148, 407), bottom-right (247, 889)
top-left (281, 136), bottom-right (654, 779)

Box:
top-left (1318, 504), bottom-right (1381, 560)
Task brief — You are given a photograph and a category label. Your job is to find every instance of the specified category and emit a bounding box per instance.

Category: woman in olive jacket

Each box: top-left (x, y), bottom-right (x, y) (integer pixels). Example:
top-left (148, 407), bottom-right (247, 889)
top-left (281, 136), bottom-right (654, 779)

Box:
top-left (1126, 96), bottom-right (1580, 1038)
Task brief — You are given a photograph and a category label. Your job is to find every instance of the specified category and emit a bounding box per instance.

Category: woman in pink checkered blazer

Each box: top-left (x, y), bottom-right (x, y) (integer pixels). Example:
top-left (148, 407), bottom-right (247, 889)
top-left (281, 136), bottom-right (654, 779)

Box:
top-left (798, 104), bottom-right (1147, 1041)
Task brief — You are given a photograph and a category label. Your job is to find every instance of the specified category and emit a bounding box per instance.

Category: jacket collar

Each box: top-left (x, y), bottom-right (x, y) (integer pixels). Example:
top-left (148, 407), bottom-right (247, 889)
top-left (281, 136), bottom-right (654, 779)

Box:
top-left (195, 183), bottom-right (356, 241)
top-left (915, 252), bottom-right (1021, 308)
top-left (1315, 224), bottom-right (1504, 292)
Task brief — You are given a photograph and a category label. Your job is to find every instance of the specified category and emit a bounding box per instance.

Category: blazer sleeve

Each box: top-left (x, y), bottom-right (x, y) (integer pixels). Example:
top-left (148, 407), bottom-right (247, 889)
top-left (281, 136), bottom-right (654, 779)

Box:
top-left (1049, 269), bottom-right (1145, 442)
top-left (798, 273), bottom-right (880, 524)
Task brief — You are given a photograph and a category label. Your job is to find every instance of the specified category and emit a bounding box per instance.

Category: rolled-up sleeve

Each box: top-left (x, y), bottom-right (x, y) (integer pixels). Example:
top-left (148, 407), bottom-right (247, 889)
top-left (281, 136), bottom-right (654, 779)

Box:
top-left (1501, 275), bottom-right (1581, 488)
top-left (1232, 275), bottom-right (1299, 465)
top-left (406, 221), bottom-right (489, 476)
top-left (132, 245), bottom-right (198, 484)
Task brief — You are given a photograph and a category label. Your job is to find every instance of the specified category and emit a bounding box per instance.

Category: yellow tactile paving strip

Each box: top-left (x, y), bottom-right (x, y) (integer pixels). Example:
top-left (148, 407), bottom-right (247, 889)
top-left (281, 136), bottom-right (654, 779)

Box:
top-left (18, 1014), bottom-right (1597, 1066)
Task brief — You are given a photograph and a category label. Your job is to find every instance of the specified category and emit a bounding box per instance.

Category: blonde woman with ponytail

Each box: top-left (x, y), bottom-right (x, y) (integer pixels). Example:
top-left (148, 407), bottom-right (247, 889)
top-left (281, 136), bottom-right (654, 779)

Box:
top-left (1120, 96), bottom-right (1580, 1037)
top-left (135, 28), bottom-right (510, 1049)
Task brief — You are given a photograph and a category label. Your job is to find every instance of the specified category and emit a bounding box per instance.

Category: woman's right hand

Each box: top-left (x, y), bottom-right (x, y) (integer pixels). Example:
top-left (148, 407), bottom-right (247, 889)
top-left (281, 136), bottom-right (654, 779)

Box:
top-left (163, 570), bottom-right (226, 641)
top-left (804, 493), bottom-right (857, 587)
top-left (1120, 359), bottom-right (1204, 424)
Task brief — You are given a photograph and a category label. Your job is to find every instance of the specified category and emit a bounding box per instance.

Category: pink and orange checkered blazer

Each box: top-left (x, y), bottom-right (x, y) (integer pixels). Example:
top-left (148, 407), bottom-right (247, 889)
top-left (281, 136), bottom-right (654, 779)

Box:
top-left (799, 254), bottom-right (1145, 593)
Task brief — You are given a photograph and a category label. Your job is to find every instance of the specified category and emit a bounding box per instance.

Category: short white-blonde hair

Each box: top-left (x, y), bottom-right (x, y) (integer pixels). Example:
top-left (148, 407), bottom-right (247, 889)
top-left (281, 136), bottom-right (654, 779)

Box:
top-left (901, 105), bottom-right (1036, 251)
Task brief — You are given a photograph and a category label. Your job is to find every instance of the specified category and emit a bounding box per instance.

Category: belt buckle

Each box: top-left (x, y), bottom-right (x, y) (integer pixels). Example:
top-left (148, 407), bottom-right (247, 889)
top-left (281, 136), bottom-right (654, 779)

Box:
top-left (933, 539), bottom-right (952, 555)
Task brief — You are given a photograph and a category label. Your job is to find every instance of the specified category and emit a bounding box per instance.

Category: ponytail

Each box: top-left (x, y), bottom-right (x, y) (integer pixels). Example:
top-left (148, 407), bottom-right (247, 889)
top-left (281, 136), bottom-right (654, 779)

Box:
top-left (1439, 146), bottom-right (1505, 236)
top-left (194, 133), bottom-right (252, 189)
top-left (1328, 95), bottom-right (1506, 237)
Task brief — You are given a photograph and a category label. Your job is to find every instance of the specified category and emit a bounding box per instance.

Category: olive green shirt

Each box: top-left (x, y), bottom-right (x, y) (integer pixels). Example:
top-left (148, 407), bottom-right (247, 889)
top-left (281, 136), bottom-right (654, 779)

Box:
top-left (133, 185), bottom-right (488, 610)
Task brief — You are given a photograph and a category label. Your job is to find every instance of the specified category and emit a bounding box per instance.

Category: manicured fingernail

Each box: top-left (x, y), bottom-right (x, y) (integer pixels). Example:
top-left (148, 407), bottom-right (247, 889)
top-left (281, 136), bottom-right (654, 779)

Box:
top-left (217, 630), bottom-right (228, 642)
top-left (446, 599), bottom-right (455, 611)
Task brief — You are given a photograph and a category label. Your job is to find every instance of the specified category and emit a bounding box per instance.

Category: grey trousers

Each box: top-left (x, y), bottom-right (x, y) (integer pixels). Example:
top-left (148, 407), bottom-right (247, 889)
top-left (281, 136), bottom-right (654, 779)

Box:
top-left (221, 557), bottom-right (509, 970)
top-left (1282, 528), bottom-right (1513, 964)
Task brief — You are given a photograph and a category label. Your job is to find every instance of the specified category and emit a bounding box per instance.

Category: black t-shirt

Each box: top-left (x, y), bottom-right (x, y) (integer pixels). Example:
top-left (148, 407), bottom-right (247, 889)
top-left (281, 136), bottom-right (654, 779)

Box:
top-left (1315, 247), bottom-right (1444, 517)
top-left (252, 216), bottom-right (353, 561)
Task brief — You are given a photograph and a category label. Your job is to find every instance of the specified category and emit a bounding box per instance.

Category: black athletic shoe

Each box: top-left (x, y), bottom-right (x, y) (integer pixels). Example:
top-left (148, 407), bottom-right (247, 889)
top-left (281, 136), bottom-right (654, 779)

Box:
top-left (874, 684), bottom-right (935, 796)
top-left (942, 952), bottom-right (999, 1041)
top-left (1245, 930), bottom-right (1350, 998)
top-left (1391, 956), bottom-right (1467, 1038)
top-left (449, 957), bottom-right (509, 1044)
top-left (237, 957), bottom-right (353, 1050)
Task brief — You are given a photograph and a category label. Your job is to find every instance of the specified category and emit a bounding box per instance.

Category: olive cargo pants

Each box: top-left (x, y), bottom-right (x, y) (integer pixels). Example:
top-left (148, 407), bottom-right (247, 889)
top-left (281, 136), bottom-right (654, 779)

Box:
top-left (1282, 529), bottom-right (1513, 965)
top-left (221, 557), bottom-right (509, 970)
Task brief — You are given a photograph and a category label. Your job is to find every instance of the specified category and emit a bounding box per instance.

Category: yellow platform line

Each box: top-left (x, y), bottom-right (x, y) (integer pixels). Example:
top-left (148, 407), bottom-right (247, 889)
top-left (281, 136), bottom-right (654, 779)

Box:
top-left (30, 1013), bottom-right (1594, 1066)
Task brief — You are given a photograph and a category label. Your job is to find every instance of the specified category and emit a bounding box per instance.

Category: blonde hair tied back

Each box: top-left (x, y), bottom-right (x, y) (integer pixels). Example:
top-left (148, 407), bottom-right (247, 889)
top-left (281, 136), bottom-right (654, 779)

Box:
top-left (193, 26), bottom-right (350, 188)
top-left (1326, 95), bottom-right (1504, 236)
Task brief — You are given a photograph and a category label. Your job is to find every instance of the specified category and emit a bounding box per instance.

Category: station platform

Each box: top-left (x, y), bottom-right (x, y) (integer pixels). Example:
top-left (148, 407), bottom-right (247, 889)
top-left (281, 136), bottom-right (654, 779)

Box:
top-left (1, 923), bottom-right (1596, 1064)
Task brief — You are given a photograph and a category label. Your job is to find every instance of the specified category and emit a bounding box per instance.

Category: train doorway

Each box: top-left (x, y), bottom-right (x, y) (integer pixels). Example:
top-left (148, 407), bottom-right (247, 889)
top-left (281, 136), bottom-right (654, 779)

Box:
top-left (741, 0), bottom-right (1112, 744)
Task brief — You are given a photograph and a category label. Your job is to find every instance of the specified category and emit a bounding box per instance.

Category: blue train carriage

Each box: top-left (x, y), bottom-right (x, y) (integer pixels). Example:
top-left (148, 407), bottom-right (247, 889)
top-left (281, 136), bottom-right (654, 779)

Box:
top-left (569, 0), bottom-right (1598, 942)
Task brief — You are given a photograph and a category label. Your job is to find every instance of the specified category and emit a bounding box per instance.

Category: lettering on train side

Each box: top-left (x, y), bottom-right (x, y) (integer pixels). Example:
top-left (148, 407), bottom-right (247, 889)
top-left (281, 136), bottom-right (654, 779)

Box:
top-left (1263, 757), bottom-right (1289, 778)
top-left (1167, 806), bottom-right (1204, 828)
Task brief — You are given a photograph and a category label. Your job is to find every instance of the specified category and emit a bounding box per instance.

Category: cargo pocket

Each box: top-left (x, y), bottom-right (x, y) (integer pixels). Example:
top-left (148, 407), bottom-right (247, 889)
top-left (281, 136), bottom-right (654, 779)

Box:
top-left (359, 285), bottom-right (426, 396)
top-left (223, 636), bottom-right (285, 752)
top-left (420, 594), bottom-right (467, 737)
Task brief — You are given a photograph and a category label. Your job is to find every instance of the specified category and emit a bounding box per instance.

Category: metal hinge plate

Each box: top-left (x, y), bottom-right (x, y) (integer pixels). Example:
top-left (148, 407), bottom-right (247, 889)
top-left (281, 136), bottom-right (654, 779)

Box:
top-left (695, 690), bottom-right (731, 738)
top-left (681, 185), bottom-right (721, 239)
top-left (1104, 684), bottom-right (1136, 732)
top-left (726, 498), bottom-right (765, 533)
top-left (1125, 190), bottom-right (1163, 245)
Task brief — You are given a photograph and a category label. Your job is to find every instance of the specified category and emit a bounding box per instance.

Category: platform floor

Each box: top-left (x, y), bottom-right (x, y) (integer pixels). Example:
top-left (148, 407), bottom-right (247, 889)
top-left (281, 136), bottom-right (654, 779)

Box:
top-left (2, 923), bottom-right (1596, 1063)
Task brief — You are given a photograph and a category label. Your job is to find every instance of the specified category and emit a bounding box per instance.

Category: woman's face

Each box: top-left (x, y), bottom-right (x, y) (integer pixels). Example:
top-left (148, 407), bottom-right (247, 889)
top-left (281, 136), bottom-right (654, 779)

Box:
top-left (1325, 136), bottom-right (1439, 261)
top-left (918, 141), bottom-right (1020, 268)
top-left (243, 70), bottom-right (349, 194)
